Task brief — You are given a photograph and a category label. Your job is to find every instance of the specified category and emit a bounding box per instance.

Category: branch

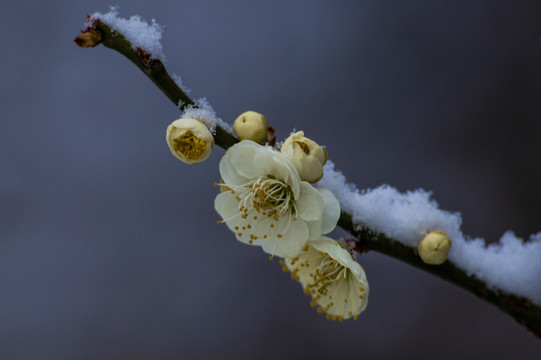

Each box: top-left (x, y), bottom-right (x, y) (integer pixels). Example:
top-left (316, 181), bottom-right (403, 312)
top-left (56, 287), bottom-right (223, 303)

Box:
top-left (75, 18), bottom-right (541, 338)
top-left (339, 213), bottom-right (541, 337)
top-left (75, 18), bottom-right (237, 150)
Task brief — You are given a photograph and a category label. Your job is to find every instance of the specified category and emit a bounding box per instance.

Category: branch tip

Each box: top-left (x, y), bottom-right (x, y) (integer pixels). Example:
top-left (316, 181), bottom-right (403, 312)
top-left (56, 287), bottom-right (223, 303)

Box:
top-left (74, 18), bottom-right (102, 48)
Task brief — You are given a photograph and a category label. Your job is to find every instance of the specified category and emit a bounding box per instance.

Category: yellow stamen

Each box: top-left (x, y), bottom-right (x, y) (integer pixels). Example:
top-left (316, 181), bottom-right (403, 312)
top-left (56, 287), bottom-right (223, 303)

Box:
top-left (172, 131), bottom-right (207, 160)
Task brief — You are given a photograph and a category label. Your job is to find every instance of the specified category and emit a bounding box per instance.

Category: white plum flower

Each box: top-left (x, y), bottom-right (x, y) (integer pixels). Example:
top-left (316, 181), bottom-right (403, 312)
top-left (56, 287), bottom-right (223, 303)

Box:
top-left (284, 237), bottom-right (369, 321)
top-left (215, 140), bottom-right (340, 258)
top-left (166, 118), bottom-right (214, 164)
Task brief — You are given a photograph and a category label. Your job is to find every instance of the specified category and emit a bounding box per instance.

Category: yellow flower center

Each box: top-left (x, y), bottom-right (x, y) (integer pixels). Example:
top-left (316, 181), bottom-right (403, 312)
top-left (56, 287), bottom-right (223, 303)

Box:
top-left (291, 254), bottom-right (347, 298)
top-left (173, 131), bottom-right (207, 160)
top-left (218, 176), bottom-right (298, 245)
top-left (249, 177), bottom-right (293, 219)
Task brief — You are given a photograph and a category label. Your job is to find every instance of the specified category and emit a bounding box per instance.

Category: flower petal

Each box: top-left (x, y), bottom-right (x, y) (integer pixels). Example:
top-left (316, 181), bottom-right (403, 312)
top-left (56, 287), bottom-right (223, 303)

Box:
top-left (215, 192), bottom-right (235, 217)
top-left (253, 149), bottom-right (290, 181)
top-left (317, 187), bottom-right (341, 234)
top-left (296, 182), bottom-right (324, 221)
top-left (306, 218), bottom-right (323, 240)
top-left (214, 192), bottom-right (242, 231)
top-left (260, 216), bottom-right (309, 257)
top-left (219, 150), bottom-right (249, 186)
top-left (284, 160), bottom-right (301, 199)
top-left (228, 141), bottom-right (261, 179)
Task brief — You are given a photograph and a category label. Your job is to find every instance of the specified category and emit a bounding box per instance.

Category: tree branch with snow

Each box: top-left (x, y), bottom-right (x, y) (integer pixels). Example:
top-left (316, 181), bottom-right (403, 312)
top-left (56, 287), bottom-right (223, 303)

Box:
top-left (75, 10), bottom-right (541, 337)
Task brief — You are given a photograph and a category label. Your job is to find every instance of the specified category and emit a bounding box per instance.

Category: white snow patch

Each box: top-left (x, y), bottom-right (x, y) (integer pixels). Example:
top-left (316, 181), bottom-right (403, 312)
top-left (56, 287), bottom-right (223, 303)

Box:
top-left (89, 7), bottom-right (166, 62)
top-left (181, 98), bottom-right (233, 134)
top-left (319, 161), bottom-right (541, 305)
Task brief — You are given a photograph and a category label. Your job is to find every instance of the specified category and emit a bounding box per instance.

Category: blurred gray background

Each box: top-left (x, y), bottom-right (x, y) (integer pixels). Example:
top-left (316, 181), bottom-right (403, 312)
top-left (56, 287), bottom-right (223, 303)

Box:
top-left (1, 1), bottom-right (540, 359)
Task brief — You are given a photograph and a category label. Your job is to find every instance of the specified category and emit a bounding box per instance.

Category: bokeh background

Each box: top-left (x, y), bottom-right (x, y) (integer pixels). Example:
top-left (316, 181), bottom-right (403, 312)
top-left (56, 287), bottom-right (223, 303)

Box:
top-left (1, 1), bottom-right (540, 359)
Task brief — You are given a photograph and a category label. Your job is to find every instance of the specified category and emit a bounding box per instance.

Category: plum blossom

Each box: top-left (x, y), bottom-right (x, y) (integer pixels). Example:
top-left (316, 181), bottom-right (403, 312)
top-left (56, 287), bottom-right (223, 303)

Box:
top-left (215, 141), bottom-right (339, 257)
top-left (166, 118), bottom-right (214, 164)
top-left (284, 237), bottom-right (369, 321)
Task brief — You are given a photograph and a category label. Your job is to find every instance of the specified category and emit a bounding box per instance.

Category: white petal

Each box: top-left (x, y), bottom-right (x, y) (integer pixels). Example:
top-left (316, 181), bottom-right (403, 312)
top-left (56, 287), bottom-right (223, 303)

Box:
top-left (214, 192), bottom-right (246, 235)
top-left (296, 182), bottom-right (324, 221)
top-left (283, 150), bottom-right (304, 179)
top-left (214, 192), bottom-right (237, 219)
top-left (219, 150), bottom-right (248, 186)
top-left (317, 187), bottom-right (341, 234)
top-left (253, 150), bottom-right (290, 181)
top-left (228, 141), bottom-right (261, 179)
top-left (284, 160), bottom-right (301, 199)
top-left (260, 217), bottom-right (309, 257)
top-left (306, 218), bottom-right (323, 239)
top-left (232, 212), bottom-right (259, 245)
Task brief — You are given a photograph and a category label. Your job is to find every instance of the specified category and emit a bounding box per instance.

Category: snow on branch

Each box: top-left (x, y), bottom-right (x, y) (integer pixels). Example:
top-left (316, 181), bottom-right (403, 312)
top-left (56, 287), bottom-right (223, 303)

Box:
top-left (320, 161), bottom-right (541, 305)
top-left (89, 7), bottom-right (166, 62)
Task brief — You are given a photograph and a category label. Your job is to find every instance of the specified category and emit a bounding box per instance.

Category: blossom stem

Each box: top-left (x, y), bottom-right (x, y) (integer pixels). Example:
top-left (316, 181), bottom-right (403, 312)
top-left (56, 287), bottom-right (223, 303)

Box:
top-left (75, 18), bottom-right (541, 338)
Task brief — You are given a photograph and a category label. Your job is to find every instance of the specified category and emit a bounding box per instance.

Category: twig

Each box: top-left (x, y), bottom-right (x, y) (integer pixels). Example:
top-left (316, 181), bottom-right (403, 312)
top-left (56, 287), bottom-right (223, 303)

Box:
top-left (75, 18), bottom-right (237, 150)
top-left (75, 18), bottom-right (541, 338)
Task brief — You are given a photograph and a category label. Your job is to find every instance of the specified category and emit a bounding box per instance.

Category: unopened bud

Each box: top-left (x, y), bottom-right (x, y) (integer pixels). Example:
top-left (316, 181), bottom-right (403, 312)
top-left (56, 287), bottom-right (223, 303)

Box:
top-left (281, 131), bottom-right (327, 183)
top-left (233, 111), bottom-right (268, 144)
top-left (166, 118), bottom-right (214, 164)
top-left (418, 230), bottom-right (452, 265)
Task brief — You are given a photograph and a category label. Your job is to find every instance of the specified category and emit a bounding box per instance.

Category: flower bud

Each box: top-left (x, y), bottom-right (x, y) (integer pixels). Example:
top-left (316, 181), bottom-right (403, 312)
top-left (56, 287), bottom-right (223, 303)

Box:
top-left (166, 118), bottom-right (214, 164)
top-left (233, 111), bottom-right (268, 144)
top-left (418, 230), bottom-right (452, 265)
top-left (281, 131), bottom-right (327, 183)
